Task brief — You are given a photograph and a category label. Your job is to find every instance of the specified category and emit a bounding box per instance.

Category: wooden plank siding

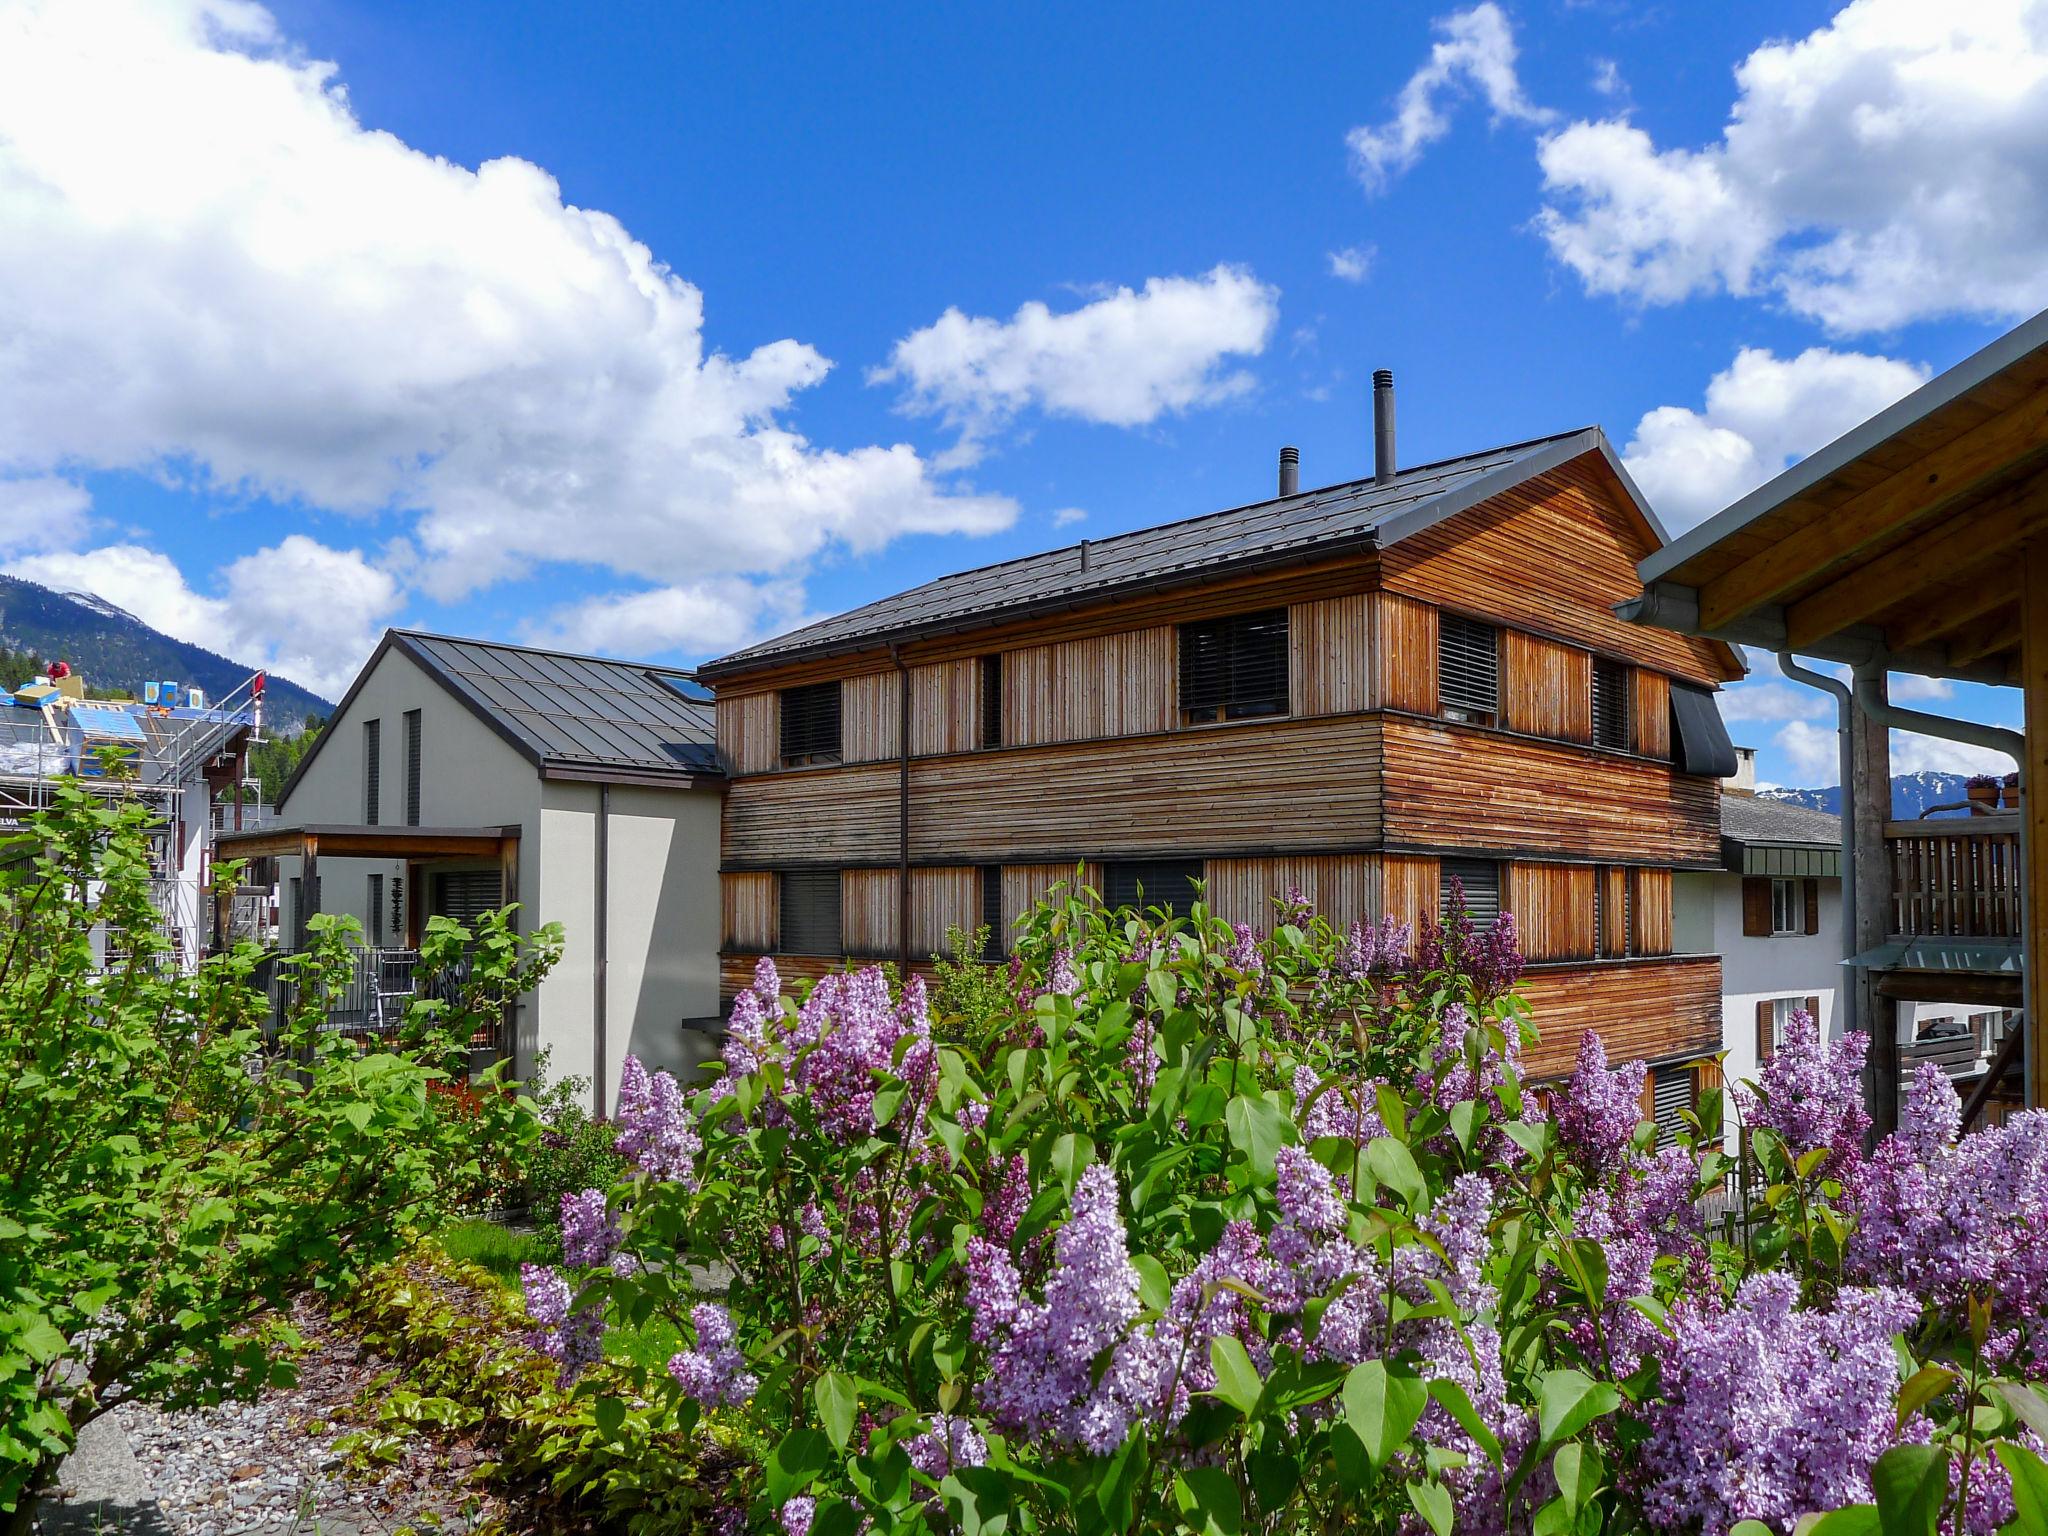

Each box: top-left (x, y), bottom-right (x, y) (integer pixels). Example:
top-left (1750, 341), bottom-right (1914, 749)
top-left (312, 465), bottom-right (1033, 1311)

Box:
top-left (721, 951), bottom-right (938, 1003)
top-left (1503, 632), bottom-right (1592, 743)
top-left (1204, 855), bottom-right (1374, 931)
top-left (1517, 956), bottom-right (1723, 1079)
top-left (1003, 863), bottom-right (1103, 934)
top-left (716, 693), bottom-right (779, 775)
top-left (720, 871), bottom-right (777, 951)
top-left (1632, 670), bottom-right (1671, 760)
top-left (911, 661), bottom-right (982, 757)
top-left (838, 867), bottom-right (982, 958)
top-left (842, 673), bottom-right (902, 765)
top-left (1379, 717), bottom-right (1720, 865)
top-left (1631, 867), bottom-right (1675, 957)
top-left (725, 762), bottom-right (899, 865)
top-left (1290, 594), bottom-right (1377, 717)
top-left (1376, 593), bottom-right (1439, 714)
top-left (912, 868), bottom-right (981, 956)
top-left (1380, 854), bottom-right (1441, 933)
top-left (1004, 628), bottom-right (1174, 747)
top-left (1598, 866), bottom-right (1629, 957)
top-left (1509, 862), bottom-right (1595, 961)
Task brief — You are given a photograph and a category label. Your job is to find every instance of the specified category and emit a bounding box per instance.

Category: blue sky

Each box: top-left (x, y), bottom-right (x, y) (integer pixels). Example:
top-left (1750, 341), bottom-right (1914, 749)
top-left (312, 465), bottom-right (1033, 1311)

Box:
top-left (0, 0), bottom-right (2036, 785)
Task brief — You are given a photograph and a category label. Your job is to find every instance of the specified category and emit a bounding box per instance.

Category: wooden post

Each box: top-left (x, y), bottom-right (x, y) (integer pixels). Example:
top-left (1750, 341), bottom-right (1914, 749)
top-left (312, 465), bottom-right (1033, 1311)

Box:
top-left (1850, 662), bottom-right (1899, 1132)
top-left (2024, 540), bottom-right (2047, 1108)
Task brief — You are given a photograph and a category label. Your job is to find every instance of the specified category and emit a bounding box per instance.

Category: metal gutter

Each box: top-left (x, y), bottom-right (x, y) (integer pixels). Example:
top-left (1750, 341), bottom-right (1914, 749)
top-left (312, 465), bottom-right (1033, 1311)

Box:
top-left (1776, 652), bottom-right (1859, 1035)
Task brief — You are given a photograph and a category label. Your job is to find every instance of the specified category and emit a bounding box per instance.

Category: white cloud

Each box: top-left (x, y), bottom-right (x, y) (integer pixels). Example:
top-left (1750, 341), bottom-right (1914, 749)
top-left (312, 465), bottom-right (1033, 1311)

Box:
top-left (1621, 346), bottom-right (1928, 529)
top-left (13, 535), bottom-right (400, 697)
top-left (1536, 0), bottom-right (2048, 331)
top-left (524, 579), bottom-right (814, 661)
top-left (1590, 57), bottom-right (1626, 99)
top-left (1776, 720), bottom-right (1841, 784)
top-left (1346, 3), bottom-right (1555, 192)
top-left (0, 477), bottom-right (92, 554)
top-left (1889, 729), bottom-right (2018, 779)
top-left (0, 0), bottom-right (1016, 668)
top-left (1327, 245), bottom-right (1377, 282)
top-left (873, 266), bottom-right (1278, 467)
top-left (1051, 507), bottom-right (1088, 528)
top-left (1888, 672), bottom-right (1955, 702)
top-left (1718, 681), bottom-right (1831, 724)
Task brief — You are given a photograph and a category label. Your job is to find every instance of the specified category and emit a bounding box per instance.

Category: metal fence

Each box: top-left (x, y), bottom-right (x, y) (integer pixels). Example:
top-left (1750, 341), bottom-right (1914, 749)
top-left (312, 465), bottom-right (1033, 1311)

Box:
top-left (253, 944), bottom-right (511, 1069)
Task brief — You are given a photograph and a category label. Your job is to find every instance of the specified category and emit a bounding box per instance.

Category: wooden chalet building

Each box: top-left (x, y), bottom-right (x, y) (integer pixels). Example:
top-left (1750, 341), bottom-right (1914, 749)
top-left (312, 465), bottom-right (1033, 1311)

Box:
top-left (698, 377), bottom-right (1746, 1082)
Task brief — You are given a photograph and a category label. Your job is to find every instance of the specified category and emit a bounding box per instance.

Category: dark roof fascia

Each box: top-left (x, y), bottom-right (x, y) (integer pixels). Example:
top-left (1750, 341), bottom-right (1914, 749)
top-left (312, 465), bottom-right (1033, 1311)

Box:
top-left (1638, 305), bottom-right (2048, 590)
top-left (700, 431), bottom-right (1612, 682)
top-left (539, 761), bottom-right (725, 791)
top-left (274, 629), bottom-right (409, 812)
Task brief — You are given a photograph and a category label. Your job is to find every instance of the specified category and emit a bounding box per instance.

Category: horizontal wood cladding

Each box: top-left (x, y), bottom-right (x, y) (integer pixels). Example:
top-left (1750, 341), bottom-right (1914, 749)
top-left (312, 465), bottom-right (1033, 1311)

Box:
top-left (1504, 631), bottom-right (1592, 744)
top-left (717, 694), bottom-right (779, 775)
top-left (1379, 459), bottom-right (1736, 685)
top-left (721, 952), bottom-right (939, 1004)
top-left (911, 715), bottom-right (1384, 865)
top-left (843, 673), bottom-right (901, 765)
top-left (721, 872), bottom-right (778, 951)
top-left (1509, 862), bottom-right (1595, 961)
top-left (1632, 670), bottom-right (1671, 760)
top-left (1518, 956), bottom-right (1723, 1080)
top-left (1377, 593), bottom-right (1439, 715)
top-left (1290, 594), bottom-right (1376, 717)
top-left (1631, 867), bottom-right (1674, 957)
top-left (1380, 716), bottom-right (1719, 865)
top-left (911, 660), bottom-right (981, 757)
top-left (725, 762), bottom-right (898, 864)
top-left (1006, 628), bottom-right (1174, 747)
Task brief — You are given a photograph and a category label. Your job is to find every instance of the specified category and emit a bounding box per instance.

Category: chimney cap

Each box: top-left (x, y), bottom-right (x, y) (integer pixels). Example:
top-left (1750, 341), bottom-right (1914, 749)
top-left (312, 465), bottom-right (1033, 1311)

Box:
top-left (1373, 368), bottom-right (1394, 389)
top-left (1279, 445), bottom-right (1299, 463)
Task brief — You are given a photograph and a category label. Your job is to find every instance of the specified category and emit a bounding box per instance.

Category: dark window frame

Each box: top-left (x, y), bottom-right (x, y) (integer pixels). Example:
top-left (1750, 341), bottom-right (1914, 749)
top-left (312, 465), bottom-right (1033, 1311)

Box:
top-left (403, 709), bottom-right (422, 826)
top-left (363, 718), bottom-right (381, 826)
top-left (1440, 856), bottom-right (1502, 933)
top-left (1592, 658), bottom-right (1632, 751)
top-left (1104, 859), bottom-right (1205, 920)
top-left (779, 869), bottom-right (843, 956)
top-left (1178, 608), bottom-right (1290, 726)
top-left (980, 864), bottom-right (1004, 961)
top-left (1438, 614), bottom-right (1501, 726)
top-left (980, 655), bottom-right (1003, 750)
top-left (780, 682), bottom-right (843, 768)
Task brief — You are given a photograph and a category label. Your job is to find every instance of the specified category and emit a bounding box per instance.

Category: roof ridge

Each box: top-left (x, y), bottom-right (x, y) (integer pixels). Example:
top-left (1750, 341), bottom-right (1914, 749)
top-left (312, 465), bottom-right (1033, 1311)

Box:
top-left (393, 626), bottom-right (698, 678)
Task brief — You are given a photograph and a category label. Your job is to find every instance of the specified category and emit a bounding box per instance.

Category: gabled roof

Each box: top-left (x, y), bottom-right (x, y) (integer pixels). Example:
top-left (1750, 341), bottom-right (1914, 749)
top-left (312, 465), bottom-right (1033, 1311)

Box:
top-left (703, 428), bottom-right (1662, 676)
top-left (278, 630), bottom-right (718, 809)
top-left (1721, 793), bottom-right (1841, 849)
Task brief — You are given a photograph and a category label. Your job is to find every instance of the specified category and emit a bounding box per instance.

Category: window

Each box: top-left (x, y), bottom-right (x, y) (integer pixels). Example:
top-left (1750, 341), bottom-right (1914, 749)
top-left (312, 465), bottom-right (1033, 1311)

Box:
top-left (980, 655), bottom-right (1003, 750)
top-left (363, 718), bottom-right (381, 825)
top-left (434, 870), bottom-right (502, 926)
top-left (1438, 614), bottom-right (1499, 725)
top-left (1440, 857), bottom-right (1502, 932)
top-left (403, 710), bottom-right (422, 826)
top-left (980, 864), bottom-right (1004, 961)
top-left (368, 873), bottom-right (384, 946)
top-left (1650, 1064), bottom-right (1696, 1148)
top-left (1770, 878), bottom-right (1801, 935)
top-left (780, 869), bottom-right (843, 955)
top-left (1592, 660), bottom-right (1631, 751)
top-left (1104, 859), bottom-right (1203, 920)
top-left (1756, 996), bottom-right (1820, 1062)
top-left (1179, 609), bottom-right (1289, 724)
top-left (780, 682), bottom-right (842, 766)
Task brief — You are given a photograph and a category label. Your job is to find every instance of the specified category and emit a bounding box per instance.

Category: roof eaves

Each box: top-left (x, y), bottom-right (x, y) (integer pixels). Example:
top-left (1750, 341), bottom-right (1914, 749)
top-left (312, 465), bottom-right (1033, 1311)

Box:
top-left (1368, 429), bottom-right (1605, 549)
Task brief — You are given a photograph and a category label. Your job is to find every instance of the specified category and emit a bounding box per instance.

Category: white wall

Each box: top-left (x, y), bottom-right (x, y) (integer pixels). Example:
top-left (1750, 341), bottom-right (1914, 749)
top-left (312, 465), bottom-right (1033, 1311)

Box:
top-left (1709, 871), bottom-right (1843, 1094)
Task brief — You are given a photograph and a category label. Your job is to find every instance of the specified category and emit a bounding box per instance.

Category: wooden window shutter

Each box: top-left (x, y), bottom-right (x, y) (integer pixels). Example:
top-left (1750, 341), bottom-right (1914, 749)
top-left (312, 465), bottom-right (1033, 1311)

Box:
top-left (1803, 878), bottom-right (1821, 935)
top-left (1756, 999), bottom-right (1775, 1062)
top-left (1806, 995), bottom-right (1821, 1026)
top-left (1696, 1055), bottom-right (1723, 1095)
top-left (1742, 877), bottom-right (1771, 937)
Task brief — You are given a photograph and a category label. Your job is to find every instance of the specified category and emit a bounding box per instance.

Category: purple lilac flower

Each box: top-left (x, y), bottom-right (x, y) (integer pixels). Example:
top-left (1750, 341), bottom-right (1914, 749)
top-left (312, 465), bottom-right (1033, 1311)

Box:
top-left (1227, 923), bottom-right (1264, 975)
top-left (957, 1099), bottom-right (989, 1133)
top-left (519, 1263), bottom-right (604, 1384)
top-left (964, 1236), bottom-right (1025, 1343)
top-left (780, 1495), bottom-right (815, 1536)
top-left (775, 967), bottom-right (937, 1145)
top-left (1733, 1011), bottom-right (1870, 1174)
top-left (559, 1188), bottom-right (621, 1269)
top-left (1293, 1065), bottom-right (1387, 1147)
top-left (1553, 1032), bottom-right (1646, 1177)
top-left (613, 1055), bottom-right (702, 1183)
top-left (798, 1199), bottom-right (833, 1256)
top-left (666, 1302), bottom-right (758, 1407)
top-left (1124, 1012), bottom-right (1158, 1103)
top-left (1276, 885), bottom-right (1313, 928)
top-left (1270, 1145), bottom-right (1346, 1266)
top-left (1639, 1272), bottom-right (1920, 1536)
top-left (905, 1414), bottom-right (990, 1478)
top-left (1468, 910), bottom-right (1525, 1000)
top-left (982, 1154), bottom-right (1031, 1244)
top-left (1952, 1430), bottom-right (2048, 1535)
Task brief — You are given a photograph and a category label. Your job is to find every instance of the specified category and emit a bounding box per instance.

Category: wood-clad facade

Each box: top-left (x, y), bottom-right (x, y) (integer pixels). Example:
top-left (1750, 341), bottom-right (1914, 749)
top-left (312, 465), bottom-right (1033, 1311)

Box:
top-left (707, 444), bottom-right (1739, 1081)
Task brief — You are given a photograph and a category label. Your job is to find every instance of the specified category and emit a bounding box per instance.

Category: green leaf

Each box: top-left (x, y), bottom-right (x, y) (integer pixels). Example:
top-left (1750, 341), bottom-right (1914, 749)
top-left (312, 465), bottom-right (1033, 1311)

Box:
top-left (1342, 1359), bottom-right (1427, 1471)
top-left (1870, 1444), bottom-right (1948, 1536)
top-left (941, 1466), bottom-right (1013, 1536)
top-left (1429, 1378), bottom-right (1502, 1466)
top-left (1225, 1093), bottom-right (1294, 1184)
top-left (1049, 1131), bottom-right (1095, 1194)
top-left (766, 1427), bottom-right (831, 1506)
top-left (1406, 1478), bottom-right (1455, 1536)
top-left (1798, 1506), bottom-right (1879, 1536)
top-left (871, 1086), bottom-right (905, 1127)
top-left (1731, 1524), bottom-right (1780, 1536)
top-left (1132, 1254), bottom-right (1172, 1314)
top-left (1894, 1364), bottom-right (1958, 1429)
top-left (1366, 1136), bottom-right (1427, 1212)
top-left (1207, 1335), bottom-right (1264, 1417)
top-left (1448, 1100), bottom-right (1478, 1156)
top-left (1554, 1441), bottom-right (1603, 1515)
top-left (1997, 1443), bottom-right (2048, 1536)
top-left (1173, 1466), bottom-right (1243, 1536)
top-left (1995, 1382), bottom-right (2048, 1441)
top-left (593, 1396), bottom-right (626, 1441)
top-left (814, 1370), bottom-right (858, 1451)
top-left (1535, 1368), bottom-right (1621, 1449)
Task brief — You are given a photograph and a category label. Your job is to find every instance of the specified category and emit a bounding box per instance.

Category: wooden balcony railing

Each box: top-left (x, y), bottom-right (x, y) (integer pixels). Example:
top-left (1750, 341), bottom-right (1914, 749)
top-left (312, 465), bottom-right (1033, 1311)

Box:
top-left (1886, 812), bottom-right (2024, 939)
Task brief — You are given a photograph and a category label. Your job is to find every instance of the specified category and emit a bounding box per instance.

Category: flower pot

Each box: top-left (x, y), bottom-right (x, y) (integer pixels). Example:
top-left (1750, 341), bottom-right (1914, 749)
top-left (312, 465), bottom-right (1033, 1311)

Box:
top-left (1968, 784), bottom-right (1999, 809)
top-left (2004, 782), bottom-right (2024, 810)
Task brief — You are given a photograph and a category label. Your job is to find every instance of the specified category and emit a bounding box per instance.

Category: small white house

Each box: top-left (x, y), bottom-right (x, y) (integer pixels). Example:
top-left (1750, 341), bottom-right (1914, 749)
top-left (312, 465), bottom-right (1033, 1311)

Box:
top-left (231, 629), bottom-right (725, 1114)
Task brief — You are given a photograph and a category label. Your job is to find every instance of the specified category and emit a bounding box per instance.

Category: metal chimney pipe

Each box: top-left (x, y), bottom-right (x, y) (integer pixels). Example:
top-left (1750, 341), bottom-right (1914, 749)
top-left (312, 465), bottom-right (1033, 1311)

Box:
top-left (1373, 369), bottom-right (1396, 484)
top-left (1278, 445), bottom-right (1300, 498)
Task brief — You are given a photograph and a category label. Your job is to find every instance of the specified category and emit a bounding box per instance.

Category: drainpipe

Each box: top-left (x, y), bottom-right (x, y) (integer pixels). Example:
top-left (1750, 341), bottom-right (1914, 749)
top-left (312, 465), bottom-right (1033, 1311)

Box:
top-left (890, 645), bottom-right (911, 970)
top-left (593, 783), bottom-right (609, 1118)
top-left (1776, 653), bottom-right (1859, 1035)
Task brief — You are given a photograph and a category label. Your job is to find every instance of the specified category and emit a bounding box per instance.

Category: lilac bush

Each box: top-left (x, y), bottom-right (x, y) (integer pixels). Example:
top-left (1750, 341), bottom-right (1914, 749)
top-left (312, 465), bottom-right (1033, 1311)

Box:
top-left (513, 881), bottom-right (2048, 1536)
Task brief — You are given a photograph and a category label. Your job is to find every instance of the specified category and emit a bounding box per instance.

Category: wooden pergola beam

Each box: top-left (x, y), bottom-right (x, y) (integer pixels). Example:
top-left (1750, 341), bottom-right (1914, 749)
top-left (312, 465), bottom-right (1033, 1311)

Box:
top-left (1699, 391), bottom-right (2048, 631)
top-left (1945, 605), bottom-right (2023, 670)
top-left (2025, 539), bottom-right (2047, 1109)
top-left (1889, 563), bottom-right (2027, 651)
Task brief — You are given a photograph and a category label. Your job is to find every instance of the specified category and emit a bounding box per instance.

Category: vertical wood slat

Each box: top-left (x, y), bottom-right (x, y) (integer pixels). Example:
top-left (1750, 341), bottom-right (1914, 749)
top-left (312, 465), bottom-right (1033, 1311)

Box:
top-left (841, 869), bottom-right (898, 956)
top-left (1203, 855), bottom-right (1375, 931)
top-left (1632, 671), bottom-right (1671, 759)
top-left (1376, 594), bottom-right (1439, 714)
top-left (1376, 854), bottom-right (1441, 934)
top-left (1884, 821), bottom-right (2025, 938)
top-left (911, 868), bottom-right (980, 956)
top-left (1002, 863), bottom-right (1104, 934)
top-left (1631, 867), bottom-right (1674, 956)
top-left (1503, 632), bottom-right (1593, 743)
top-left (1289, 594), bottom-right (1377, 718)
top-left (1599, 866), bottom-right (1630, 956)
top-left (721, 871), bottom-right (778, 950)
top-left (1508, 861), bottom-right (1595, 961)
top-left (1005, 629), bottom-right (1174, 747)
top-left (716, 694), bottom-right (780, 774)
top-left (910, 660), bottom-right (982, 757)
top-left (842, 673), bottom-right (903, 764)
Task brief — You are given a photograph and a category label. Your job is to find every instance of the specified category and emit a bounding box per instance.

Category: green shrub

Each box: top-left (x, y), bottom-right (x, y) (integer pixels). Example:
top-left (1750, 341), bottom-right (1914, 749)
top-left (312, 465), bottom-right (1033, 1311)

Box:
top-left (522, 1049), bottom-right (629, 1230)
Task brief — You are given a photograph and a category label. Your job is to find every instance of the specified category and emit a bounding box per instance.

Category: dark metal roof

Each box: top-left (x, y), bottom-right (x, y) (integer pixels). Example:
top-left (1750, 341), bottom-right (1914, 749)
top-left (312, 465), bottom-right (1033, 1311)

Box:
top-left (1721, 792), bottom-right (1842, 849)
top-left (704, 429), bottom-right (1627, 675)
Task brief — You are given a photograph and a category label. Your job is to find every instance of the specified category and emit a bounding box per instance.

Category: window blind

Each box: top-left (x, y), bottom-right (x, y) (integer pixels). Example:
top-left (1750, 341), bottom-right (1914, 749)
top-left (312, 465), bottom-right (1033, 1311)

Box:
top-left (780, 869), bottom-right (843, 956)
top-left (403, 710), bottom-right (422, 826)
top-left (1592, 660), bottom-right (1631, 750)
top-left (1439, 615), bottom-right (1499, 722)
top-left (780, 682), bottom-right (843, 766)
top-left (980, 864), bottom-right (1004, 960)
top-left (980, 655), bottom-right (1003, 750)
top-left (1440, 857), bottom-right (1501, 931)
top-left (1104, 859), bottom-right (1203, 919)
top-left (1651, 1064), bottom-right (1695, 1147)
top-left (363, 718), bottom-right (381, 825)
top-left (1179, 609), bottom-right (1289, 723)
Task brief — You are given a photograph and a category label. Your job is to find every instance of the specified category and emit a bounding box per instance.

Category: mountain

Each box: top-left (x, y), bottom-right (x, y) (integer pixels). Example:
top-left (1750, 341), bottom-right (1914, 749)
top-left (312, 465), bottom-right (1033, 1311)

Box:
top-left (0, 574), bottom-right (332, 730)
top-left (1758, 771), bottom-right (1980, 820)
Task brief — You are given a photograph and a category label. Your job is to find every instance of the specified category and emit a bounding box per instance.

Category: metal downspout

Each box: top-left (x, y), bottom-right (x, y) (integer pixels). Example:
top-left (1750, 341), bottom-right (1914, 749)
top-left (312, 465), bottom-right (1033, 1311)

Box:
top-left (1776, 653), bottom-right (1859, 1035)
top-left (891, 646), bottom-right (911, 970)
top-left (594, 782), bottom-right (609, 1118)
